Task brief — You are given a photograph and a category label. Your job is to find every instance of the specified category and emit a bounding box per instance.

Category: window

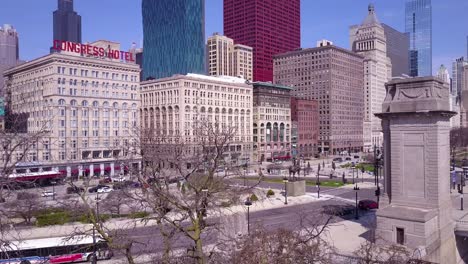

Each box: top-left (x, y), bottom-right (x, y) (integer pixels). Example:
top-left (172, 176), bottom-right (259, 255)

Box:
top-left (396, 228), bottom-right (404, 245)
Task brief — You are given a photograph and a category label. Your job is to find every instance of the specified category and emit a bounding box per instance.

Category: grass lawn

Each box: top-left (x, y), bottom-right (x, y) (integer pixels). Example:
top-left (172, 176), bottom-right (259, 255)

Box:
top-left (340, 163), bottom-right (374, 172)
top-left (239, 177), bottom-right (348, 188)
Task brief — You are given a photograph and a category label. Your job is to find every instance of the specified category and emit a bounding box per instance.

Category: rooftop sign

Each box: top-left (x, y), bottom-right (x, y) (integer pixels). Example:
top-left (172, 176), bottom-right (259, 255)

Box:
top-left (52, 40), bottom-right (135, 62)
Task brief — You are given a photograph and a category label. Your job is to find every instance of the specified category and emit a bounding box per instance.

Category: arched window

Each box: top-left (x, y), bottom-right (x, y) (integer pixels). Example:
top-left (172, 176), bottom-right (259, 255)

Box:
top-left (266, 123), bottom-right (272, 143)
top-left (58, 99), bottom-right (65, 106)
top-left (280, 123), bottom-right (285, 142)
top-left (92, 101), bottom-right (99, 107)
top-left (103, 101), bottom-right (109, 108)
top-left (113, 102), bottom-right (119, 108)
top-left (70, 99), bottom-right (77, 106)
top-left (273, 123), bottom-right (279, 142)
top-left (82, 100), bottom-right (88, 107)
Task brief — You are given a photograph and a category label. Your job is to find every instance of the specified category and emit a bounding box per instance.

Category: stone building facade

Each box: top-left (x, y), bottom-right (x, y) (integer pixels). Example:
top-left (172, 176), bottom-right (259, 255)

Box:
top-left (375, 76), bottom-right (457, 263)
top-left (252, 82), bottom-right (292, 162)
top-left (140, 74), bottom-right (253, 164)
top-left (290, 97), bottom-right (319, 158)
top-left (3, 51), bottom-right (140, 177)
top-left (273, 44), bottom-right (364, 155)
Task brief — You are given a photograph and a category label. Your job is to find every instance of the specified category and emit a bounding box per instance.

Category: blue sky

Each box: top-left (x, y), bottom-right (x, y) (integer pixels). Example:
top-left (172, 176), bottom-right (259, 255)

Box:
top-left (1, 0), bottom-right (467, 74)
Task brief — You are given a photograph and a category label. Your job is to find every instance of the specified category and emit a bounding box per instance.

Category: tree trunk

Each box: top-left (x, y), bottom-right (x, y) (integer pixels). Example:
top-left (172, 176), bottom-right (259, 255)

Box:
top-left (193, 219), bottom-right (206, 264)
top-left (125, 245), bottom-right (135, 264)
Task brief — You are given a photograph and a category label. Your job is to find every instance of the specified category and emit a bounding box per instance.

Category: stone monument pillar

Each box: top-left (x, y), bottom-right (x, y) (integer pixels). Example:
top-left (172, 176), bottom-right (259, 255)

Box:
top-left (375, 77), bottom-right (457, 263)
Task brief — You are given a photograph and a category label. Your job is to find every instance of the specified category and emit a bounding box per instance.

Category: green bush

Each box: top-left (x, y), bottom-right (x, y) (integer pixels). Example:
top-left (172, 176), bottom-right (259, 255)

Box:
top-left (129, 212), bottom-right (150, 219)
top-left (250, 194), bottom-right (258, 202)
top-left (266, 189), bottom-right (275, 197)
top-left (36, 211), bottom-right (70, 227)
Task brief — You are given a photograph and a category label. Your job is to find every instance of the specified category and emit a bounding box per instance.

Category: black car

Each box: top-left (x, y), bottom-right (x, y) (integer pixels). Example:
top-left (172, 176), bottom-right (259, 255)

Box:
top-left (66, 186), bottom-right (85, 194)
top-left (322, 205), bottom-right (355, 217)
top-left (88, 184), bottom-right (109, 193)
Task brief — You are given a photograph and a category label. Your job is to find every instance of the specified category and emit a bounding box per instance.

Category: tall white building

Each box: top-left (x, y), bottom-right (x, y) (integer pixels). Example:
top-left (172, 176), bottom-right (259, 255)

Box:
top-left (350, 4), bottom-right (392, 151)
top-left (3, 44), bottom-right (141, 177)
top-left (452, 57), bottom-right (467, 128)
top-left (437, 64), bottom-right (459, 128)
top-left (207, 33), bottom-right (253, 81)
top-left (140, 74), bottom-right (253, 163)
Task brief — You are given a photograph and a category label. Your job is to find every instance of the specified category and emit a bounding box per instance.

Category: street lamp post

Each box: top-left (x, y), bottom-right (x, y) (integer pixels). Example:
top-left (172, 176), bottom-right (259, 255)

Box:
top-left (461, 167), bottom-right (467, 211)
top-left (92, 191), bottom-right (101, 264)
top-left (373, 145), bottom-right (377, 186)
top-left (245, 198), bottom-right (252, 235)
top-left (352, 166), bottom-right (355, 184)
top-left (283, 177), bottom-right (288, 205)
top-left (354, 184), bottom-right (360, 220)
top-left (52, 182), bottom-right (56, 200)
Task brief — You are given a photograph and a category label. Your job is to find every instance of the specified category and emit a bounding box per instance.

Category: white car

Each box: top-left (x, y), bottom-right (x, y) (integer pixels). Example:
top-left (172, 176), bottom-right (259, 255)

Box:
top-left (97, 186), bottom-right (113, 193)
top-left (41, 191), bottom-right (56, 197)
top-left (111, 177), bottom-right (125, 183)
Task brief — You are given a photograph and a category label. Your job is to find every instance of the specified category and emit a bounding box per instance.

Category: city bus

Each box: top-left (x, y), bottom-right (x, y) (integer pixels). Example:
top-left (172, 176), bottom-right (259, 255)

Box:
top-left (0, 235), bottom-right (113, 264)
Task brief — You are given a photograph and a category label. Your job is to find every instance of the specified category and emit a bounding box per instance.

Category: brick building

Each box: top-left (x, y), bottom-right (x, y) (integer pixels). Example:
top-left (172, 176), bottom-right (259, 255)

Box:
top-left (274, 44), bottom-right (364, 155)
top-left (290, 97), bottom-right (319, 158)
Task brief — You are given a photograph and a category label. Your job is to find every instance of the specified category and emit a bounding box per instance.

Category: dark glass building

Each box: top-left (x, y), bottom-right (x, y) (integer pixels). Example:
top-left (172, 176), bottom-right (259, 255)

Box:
top-left (405, 0), bottom-right (432, 77)
top-left (142, 0), bottom-right (205, 80)
top-left (224, 0), bottom-right (300, 82)
top-left (382, 24), bottom-right (410, 77)
top-left (53, 0), bottom-right (81, 43)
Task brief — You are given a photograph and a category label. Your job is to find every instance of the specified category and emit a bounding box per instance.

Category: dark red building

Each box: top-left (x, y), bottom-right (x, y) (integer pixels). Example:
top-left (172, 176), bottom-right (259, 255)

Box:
top-left (223, 0), bottom-right (300, 82)
top-left (290, 98), bottom-right (319, 158)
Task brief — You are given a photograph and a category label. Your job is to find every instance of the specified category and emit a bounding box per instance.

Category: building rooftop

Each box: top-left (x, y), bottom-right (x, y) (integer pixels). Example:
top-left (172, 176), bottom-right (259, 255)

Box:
top-left (273, 44), bottom-right (363, 59)
top-left (251, 81), bottom-right (293, 90)
top-left (141, 73), bottom-right (251, 86)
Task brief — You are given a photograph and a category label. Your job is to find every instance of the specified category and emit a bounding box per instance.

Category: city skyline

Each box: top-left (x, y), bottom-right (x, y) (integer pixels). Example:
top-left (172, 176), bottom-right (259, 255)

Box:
top-left (0, 0), bottom-right (466, 75)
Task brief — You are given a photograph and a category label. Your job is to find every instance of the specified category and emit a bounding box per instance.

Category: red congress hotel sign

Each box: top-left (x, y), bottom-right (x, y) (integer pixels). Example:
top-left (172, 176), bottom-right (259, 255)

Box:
top-left (52, 40), bottom-right (135, 62)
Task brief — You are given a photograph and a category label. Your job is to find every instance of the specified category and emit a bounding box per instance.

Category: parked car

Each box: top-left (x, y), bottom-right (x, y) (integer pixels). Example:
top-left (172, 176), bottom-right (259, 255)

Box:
top-left (332, 157), bottom-right (343, 163)
top-left (322, 204), bottom-right (355, 217)
top-left (88, 184), bottom-right (109, 193)
top-left (41, 191), bottom-right (56, 197)
top-left (345, 157), bottom-right (352, 161)
top-left (358, 200), bottom-right (378, 210)
top-left (97, 186), bottom-right (113, 193)
top-left (66, 186), bottom-right (85, 194)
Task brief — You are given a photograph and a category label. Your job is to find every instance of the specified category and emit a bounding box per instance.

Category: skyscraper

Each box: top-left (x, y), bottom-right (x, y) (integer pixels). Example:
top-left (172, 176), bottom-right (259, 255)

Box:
top-left (0, 24), bottom-right (18, 67)
top-left (405, 0), bottom-right (432, 77)
top-left (206, 33), bottom-right (253, 81)
top-left (0, 24), bottom-right (19, 129)
top-left (53, 0), bottom-right (81, 43)
top-left (224, 0), bottom-right (300, 82)
top-left (350, 4), bottom-right (392, 151)
top-left (381, 24), bottom-right (410, 77)
top-left (142, 0), bottom-right (205, 80)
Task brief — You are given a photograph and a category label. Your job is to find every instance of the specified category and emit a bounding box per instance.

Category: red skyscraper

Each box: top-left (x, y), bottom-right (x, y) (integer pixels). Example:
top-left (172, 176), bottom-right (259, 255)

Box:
top-left (224, 0), bottom-right (300, 82)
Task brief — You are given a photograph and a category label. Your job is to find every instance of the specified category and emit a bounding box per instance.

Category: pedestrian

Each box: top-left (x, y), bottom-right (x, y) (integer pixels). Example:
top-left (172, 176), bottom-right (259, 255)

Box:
top-left (451, 170), bottom-right (456, 190)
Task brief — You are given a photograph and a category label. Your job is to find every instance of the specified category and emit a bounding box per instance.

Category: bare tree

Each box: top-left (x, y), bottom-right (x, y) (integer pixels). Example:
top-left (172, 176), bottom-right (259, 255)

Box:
top-left (121, 120), bottom-right (261, 264)
top-left (5, 192), bottom-right (43, 225)
top-left (215, 211), bottom-right (334, 264)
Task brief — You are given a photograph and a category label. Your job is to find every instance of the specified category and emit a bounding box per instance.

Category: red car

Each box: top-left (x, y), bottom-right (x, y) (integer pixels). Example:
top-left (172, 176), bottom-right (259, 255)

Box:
top-left (358, 200), bottom-right (378, 210)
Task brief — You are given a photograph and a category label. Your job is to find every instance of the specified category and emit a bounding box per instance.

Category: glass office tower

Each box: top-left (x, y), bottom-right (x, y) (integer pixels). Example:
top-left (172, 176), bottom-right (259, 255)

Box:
top-left (142, 0), bottom-right (205, 80)
top-left (405, 0), bottom-right (432, 77)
